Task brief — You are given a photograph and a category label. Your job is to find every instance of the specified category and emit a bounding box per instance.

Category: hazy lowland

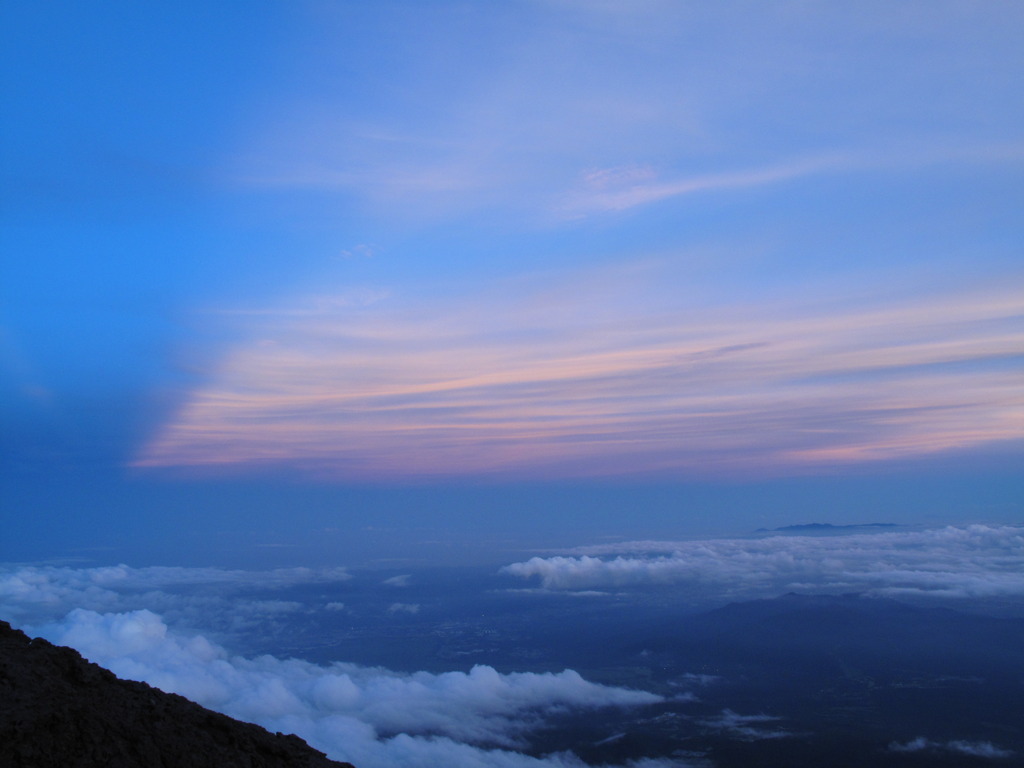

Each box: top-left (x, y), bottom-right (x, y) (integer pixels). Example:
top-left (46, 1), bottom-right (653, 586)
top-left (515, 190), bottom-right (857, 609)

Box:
top-left (4, 525), bottom-right (1022, 767)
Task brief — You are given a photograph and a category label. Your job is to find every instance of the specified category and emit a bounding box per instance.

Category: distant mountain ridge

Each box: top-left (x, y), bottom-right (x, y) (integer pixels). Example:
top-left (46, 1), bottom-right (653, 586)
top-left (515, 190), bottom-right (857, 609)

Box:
top-left (0, 620), bottom-right (354, 768)
top-left (755, 523), bottom-right (898, 532)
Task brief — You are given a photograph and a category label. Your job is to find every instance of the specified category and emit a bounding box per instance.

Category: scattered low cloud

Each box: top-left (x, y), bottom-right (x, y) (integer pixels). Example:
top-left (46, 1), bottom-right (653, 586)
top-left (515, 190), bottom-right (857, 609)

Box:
top-left (889, 737), bottom-right (1013, 759)
top-left (388, 603), bottom-right (421, 615)
top-left (383, 575), bottom-right (412, 587)
top-left (673, 674), bottom-right (720, 688)
top-left (698, 710), bottom-right (791, 741)
top-left (0, 564), bottom-right (351, 640)
top-left (502, 526), bottom-right (1024, 600)
top-left (24, 608), bottom-right (665, 768)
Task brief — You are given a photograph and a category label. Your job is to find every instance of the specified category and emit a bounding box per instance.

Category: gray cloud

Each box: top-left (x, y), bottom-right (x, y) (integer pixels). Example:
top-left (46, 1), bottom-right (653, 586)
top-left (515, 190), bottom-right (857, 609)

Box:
top-left (502, 526), bottom-right (1024, 600)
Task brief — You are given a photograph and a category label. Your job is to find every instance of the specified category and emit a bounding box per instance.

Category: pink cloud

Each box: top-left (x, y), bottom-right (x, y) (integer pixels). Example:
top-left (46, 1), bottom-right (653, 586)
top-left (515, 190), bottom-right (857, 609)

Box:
top-left (133, 273), bottom-right (1024, 480)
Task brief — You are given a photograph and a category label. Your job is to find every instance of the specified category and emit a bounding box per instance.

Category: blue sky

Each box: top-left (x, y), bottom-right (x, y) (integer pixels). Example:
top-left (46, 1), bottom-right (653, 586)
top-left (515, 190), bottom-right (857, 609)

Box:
top-left (2, 1), bottom-right (1022, 566)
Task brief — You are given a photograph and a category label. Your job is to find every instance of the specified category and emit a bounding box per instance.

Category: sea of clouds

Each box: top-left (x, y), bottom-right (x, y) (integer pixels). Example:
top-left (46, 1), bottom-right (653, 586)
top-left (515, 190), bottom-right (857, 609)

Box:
top-left (502, 525), bottom-right (1024, 600)
top-left (3, 525), bottom-right (1021, 767)
top-left (0, 563), bottom-right (675, 768)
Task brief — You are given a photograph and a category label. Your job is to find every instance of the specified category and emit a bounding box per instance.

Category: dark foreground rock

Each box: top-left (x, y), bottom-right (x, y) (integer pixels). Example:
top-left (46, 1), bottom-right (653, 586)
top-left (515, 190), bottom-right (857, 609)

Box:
top-left (0, 620), bottom-right (355, 768)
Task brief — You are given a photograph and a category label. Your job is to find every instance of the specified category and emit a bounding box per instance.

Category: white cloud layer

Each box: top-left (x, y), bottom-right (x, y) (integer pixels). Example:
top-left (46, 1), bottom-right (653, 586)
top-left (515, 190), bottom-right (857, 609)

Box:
top-left (502, 526), bottom-right (1024, 599)
top-left (24, 608), bottom-right (665, 768)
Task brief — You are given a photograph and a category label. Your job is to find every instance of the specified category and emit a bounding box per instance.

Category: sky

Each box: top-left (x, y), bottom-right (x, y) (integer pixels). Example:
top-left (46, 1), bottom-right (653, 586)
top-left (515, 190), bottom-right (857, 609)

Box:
top-left (2, 0), bottom-right (1023, 567)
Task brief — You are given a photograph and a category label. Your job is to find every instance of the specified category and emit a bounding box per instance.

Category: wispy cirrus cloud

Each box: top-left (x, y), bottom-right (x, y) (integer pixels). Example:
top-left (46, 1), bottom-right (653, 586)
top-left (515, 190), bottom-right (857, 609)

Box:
top-left (167, 2), bottom-right (1024, 484)
top-left (560, 155), bottom-right (847, 216)
top-left (558, 141), bottom-right (1024, 217)
top-left (132, 266), bottom-right (1024, 480)
top-left (225, 0), bottom-right (1024, 225)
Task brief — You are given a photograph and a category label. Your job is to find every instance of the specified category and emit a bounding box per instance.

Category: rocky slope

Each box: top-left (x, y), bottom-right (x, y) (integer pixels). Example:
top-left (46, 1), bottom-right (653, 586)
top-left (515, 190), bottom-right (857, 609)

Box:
top-left (0, 620), bottom-right (355, 768)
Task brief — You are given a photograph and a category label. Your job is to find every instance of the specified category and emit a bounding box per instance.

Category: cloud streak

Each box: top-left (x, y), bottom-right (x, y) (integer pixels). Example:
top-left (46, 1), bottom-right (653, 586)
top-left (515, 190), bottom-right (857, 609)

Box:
top-left (889, 737), bottom-right (1013, 759)
top-left (697, 710), bottom-right (791, 741)
top-left (559, 141), bottom-right (1024, 217)
top-left (502, 526), bottom-right (1024, 599)
top-left (133, 267), bottom-right (1024, 479)
top-left (561, 156), bottom-right (845, 215)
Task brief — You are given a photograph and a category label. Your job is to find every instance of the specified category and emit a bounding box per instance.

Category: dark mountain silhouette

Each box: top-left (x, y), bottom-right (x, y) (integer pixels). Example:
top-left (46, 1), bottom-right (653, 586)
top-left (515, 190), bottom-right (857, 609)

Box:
top-left (0, 620), bottom-right (355, 768)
